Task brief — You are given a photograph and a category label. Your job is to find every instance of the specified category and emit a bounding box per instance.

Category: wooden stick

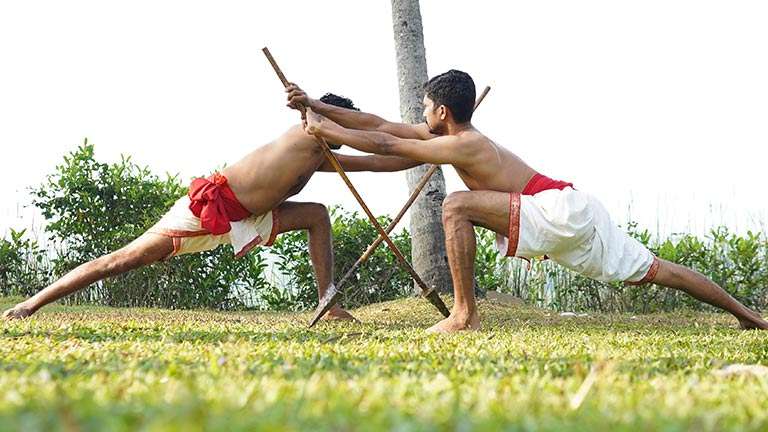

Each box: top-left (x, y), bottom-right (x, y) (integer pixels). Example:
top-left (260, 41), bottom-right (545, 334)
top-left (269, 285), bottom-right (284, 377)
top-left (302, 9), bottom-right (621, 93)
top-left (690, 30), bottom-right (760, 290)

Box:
top-left (475, 85), bottom-right (491, 110)
top-left (261, 47), bottom-right (450, 326)
top-left (335, 86), bottom-right (492, 292)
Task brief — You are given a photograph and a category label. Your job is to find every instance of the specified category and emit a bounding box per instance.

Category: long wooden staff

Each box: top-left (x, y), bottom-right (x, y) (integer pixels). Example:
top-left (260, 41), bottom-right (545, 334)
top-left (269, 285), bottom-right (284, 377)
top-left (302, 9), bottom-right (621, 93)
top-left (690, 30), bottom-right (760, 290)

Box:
top-left (315, 86), bottom-right (492, 323)
top-left (261, 47), bottom-right (450, 325)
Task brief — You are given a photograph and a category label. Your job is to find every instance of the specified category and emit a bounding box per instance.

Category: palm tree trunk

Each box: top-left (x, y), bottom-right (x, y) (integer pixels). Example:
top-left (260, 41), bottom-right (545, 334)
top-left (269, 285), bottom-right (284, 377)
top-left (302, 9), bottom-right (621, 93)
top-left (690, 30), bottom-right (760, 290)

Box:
top-left (390, 0), bottom-right (452, 295)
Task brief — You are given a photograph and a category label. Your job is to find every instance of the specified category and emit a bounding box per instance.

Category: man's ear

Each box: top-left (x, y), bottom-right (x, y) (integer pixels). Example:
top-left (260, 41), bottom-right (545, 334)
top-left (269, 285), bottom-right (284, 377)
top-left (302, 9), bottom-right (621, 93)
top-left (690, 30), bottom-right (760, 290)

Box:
top-left (439, 105), bottom-right (447, 120)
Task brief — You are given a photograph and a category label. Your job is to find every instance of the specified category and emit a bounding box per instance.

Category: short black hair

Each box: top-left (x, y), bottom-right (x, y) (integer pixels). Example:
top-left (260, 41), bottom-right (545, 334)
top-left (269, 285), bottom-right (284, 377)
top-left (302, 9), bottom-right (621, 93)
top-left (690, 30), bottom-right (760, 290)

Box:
top-left (424, 70), bottom-right (475, 123)
top-left (320, 93), bottom-right (359, 111)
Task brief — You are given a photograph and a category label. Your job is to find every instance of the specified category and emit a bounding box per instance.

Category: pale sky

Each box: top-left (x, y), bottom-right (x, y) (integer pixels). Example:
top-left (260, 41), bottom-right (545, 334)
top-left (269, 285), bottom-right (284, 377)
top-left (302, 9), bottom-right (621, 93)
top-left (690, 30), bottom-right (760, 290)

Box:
top-left (1, 1), bottom-right (767, 243)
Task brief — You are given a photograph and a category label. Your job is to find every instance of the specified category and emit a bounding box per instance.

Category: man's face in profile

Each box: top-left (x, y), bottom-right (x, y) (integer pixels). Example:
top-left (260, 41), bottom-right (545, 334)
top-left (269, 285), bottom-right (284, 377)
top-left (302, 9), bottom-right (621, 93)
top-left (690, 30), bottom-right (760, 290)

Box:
top-left (423, 95), bottom-right (446, 135)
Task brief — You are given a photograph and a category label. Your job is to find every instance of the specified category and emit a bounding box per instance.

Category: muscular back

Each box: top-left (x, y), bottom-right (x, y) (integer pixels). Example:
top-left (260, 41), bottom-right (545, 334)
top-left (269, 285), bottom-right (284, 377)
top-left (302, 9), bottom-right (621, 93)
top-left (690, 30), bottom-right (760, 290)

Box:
top-left (222, 125), bottom-right (325, 215)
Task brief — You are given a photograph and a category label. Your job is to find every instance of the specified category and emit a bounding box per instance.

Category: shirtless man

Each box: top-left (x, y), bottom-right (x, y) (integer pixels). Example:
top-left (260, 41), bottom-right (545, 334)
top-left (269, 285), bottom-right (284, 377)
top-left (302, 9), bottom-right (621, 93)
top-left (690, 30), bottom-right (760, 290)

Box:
top-left (286, 71), bottom-right (768, 332)
top-left (2, 93), bottom-right (419, 321)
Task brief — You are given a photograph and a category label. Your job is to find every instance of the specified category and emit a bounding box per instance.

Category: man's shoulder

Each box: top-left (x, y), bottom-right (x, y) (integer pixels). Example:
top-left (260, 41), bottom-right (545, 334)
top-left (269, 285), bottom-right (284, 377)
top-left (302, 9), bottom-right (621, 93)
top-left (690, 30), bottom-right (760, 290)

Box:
top-left (450, 129), bottom-right (491, 146)
top-left (280, 124), bottom-right (315, 143)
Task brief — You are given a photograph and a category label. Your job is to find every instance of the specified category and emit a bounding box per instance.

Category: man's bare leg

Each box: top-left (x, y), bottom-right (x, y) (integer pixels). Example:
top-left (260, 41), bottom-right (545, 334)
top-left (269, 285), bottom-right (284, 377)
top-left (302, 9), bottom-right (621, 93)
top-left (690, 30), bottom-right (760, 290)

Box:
top-left (274, 202), bottom-right (356, 321)
top-left (2, 233), bottom-right (173, 320)
top-left (427, 191), bottom-right (511, 333)
top-left (651, 259), bottom-right (768, 329)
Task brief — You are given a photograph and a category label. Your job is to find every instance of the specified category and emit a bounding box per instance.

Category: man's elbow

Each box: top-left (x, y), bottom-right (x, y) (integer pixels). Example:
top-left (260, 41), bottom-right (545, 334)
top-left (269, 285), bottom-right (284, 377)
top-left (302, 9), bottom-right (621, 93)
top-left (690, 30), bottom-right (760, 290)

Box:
top-left (367, 115), bottom-right (388, 132)
top-left (376, 139), bottom-right (398, 156)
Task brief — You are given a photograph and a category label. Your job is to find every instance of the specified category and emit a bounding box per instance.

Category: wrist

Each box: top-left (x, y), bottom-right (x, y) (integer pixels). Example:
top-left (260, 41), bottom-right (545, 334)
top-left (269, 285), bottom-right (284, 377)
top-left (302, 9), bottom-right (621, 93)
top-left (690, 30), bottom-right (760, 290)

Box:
top-left (21, 298), bottom-right (40, 313)
top-left (317, 120), bottom-right (335, 136)
top-left (308, 120), bottom-right (328, 136)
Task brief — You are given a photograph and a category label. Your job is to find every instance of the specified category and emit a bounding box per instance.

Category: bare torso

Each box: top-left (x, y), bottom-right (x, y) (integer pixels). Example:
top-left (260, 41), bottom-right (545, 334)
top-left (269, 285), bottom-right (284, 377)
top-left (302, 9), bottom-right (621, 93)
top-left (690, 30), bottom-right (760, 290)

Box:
top-left (221, 125), bottom-right (325, 215)
top-left (450, 128), bottom-right (538, 193)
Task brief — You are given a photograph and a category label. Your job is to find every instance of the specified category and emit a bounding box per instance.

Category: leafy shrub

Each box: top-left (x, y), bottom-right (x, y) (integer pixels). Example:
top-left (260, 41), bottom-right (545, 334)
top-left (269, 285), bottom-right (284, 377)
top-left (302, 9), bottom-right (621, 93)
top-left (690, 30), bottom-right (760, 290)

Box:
top-left (267, 207), bottom-right (413, 310)
top-left (12, 140), bottom-right (768, 314)
top-left (0, 229), bottom-right (51, 297)
top-left (29, 140), bottom-right (271, 310)
top-left (499, 222), bottom-right (768, 313)
top-left (474, 227), bottom-right (509, 295)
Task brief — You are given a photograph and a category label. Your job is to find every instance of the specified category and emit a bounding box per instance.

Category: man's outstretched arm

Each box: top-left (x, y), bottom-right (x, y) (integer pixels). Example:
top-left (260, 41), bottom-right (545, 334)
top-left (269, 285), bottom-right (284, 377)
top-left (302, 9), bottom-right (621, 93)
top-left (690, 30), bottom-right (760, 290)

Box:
top-left (320, 153), bottom-right (423, 172)
top-left (306, 108), bottom-right (467, 165)
top-left (286, 83), bottom-right (435, 140)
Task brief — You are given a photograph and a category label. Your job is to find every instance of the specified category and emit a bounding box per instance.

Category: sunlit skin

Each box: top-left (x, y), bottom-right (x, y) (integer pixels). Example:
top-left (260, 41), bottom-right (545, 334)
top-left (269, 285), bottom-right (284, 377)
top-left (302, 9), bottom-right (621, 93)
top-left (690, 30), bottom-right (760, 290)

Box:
top-left (287, 83), bottom-right (768, 333)
top-left (2, 125), bottom-right (420, 322)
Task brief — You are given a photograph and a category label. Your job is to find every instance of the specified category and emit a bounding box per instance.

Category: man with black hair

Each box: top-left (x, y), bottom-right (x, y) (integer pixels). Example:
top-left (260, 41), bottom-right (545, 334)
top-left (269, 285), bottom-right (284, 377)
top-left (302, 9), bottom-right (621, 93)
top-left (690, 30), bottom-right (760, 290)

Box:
top-left (3, 94), bottom-right (420, 321)
top-left (287, 73), bottom-right (768, 333)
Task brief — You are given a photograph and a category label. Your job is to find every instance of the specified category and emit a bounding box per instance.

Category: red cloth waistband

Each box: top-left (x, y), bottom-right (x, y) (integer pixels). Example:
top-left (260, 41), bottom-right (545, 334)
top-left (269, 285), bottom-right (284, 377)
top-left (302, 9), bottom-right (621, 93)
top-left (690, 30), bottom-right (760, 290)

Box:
top-left (522, 173), bottom-right (574, 196)
top-left (188, 172), bottom-right (251, 235)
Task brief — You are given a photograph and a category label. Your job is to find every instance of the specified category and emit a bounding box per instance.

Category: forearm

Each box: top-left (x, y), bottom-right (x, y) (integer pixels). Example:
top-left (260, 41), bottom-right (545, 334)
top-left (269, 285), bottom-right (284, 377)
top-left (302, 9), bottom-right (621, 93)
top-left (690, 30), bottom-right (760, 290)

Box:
top-left (369, 155), bottom-right (423, 171)
top-left (309, 99), bottom-right (386, 131)
top-left (318, 124), bottom-right (396, 156)
top-left (324, 153), bottom-right (422, 172)
top-left (350, 155), bottom-right (422, 172)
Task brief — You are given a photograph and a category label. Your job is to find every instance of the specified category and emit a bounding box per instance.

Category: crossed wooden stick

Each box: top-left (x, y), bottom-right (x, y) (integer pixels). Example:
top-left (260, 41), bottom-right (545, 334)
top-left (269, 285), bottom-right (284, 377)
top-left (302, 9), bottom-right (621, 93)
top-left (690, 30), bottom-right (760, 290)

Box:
top-left (261, 47), bottom-right (489, 327)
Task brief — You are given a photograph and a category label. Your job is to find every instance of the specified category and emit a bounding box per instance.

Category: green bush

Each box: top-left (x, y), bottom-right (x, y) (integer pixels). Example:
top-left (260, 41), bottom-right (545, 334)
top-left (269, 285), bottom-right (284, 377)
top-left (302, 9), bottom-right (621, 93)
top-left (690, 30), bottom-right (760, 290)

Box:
top-left (11, 140), bottom-right (768, 314)
top-left (474, 227), bottom-right (509, 295)
top-left (0, 229), bottom-right (51, 297)
top-left (29, 140), bottom-right (271, 310)
top-left (266, 207), bottom-right (413, 311)
top-left (499, 222), bottom-right (768, 313)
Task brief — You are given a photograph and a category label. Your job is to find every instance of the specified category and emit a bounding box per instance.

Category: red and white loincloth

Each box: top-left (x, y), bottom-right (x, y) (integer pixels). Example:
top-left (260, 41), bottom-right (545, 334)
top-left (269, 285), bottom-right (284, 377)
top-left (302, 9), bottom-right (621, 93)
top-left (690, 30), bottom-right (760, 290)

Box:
top-left (496, 174), bottom-right (659, 284)
top-left (147, 173), bottom-right (279, 259)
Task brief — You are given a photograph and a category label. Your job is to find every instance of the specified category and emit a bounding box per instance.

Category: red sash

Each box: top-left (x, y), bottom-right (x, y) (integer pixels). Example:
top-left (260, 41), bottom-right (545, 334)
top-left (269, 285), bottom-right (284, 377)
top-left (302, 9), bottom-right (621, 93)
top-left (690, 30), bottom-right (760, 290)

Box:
top-left (522, 173), bottom-right (574, 196)
top-left (188, 173), bottom-right (251, 235)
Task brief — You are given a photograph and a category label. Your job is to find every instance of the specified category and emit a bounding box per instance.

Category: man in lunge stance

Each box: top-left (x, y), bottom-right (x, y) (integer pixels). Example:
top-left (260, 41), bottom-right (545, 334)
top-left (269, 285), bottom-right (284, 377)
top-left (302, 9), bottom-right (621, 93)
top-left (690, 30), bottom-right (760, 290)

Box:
top-left (3, 94), bottom-right (419, 321)
top-left (287, 72), bottom-right (768, 332)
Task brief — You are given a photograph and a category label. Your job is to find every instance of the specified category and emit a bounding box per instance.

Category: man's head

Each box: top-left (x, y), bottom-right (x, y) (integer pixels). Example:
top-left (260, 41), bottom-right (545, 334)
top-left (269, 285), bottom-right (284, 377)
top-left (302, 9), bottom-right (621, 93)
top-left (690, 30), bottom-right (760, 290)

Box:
top-left (422, 70), bottom-right (476, 135)
top-left (318, 93), bottom-right (358, 149)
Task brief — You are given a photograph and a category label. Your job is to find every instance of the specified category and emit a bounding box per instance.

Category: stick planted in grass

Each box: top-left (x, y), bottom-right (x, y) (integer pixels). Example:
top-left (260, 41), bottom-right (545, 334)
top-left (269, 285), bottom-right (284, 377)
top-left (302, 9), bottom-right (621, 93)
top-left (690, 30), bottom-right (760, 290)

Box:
top-left (261, 47), bottom-right (450, 326)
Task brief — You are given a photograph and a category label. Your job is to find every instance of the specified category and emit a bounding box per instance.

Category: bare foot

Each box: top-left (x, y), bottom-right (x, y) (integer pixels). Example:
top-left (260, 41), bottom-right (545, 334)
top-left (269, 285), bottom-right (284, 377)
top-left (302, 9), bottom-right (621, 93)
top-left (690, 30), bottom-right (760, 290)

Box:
top-left (739, 316), bottom-right (768, 330)
top-left (425, 312), bottom-right (481, 334)
top-left (2, 303), bottom-right (35, 321)
top-left (322, 306), bottom-right (359, 322)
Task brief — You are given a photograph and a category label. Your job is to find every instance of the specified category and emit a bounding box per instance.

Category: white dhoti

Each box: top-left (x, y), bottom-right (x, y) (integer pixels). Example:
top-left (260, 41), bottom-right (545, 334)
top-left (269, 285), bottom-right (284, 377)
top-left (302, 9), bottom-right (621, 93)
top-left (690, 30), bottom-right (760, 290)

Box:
top-left (496, 187), bottom-right (659, 284)
top-left (147, 196), bottom-right (279, 259)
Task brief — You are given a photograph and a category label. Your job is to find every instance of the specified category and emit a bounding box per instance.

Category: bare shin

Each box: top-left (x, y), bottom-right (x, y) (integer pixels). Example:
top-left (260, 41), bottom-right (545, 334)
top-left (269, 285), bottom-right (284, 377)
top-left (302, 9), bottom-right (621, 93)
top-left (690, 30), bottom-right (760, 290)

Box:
top-left (652, 259), bottom-right (767, 328)
top-left (443, 208), bottom-right (478, 319)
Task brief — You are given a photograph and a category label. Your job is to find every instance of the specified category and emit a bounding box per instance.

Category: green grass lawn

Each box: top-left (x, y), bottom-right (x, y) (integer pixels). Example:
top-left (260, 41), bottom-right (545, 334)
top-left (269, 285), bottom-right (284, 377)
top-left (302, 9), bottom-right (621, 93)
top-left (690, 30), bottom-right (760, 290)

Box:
top-left (2, 296), bottom-right (768, 431)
